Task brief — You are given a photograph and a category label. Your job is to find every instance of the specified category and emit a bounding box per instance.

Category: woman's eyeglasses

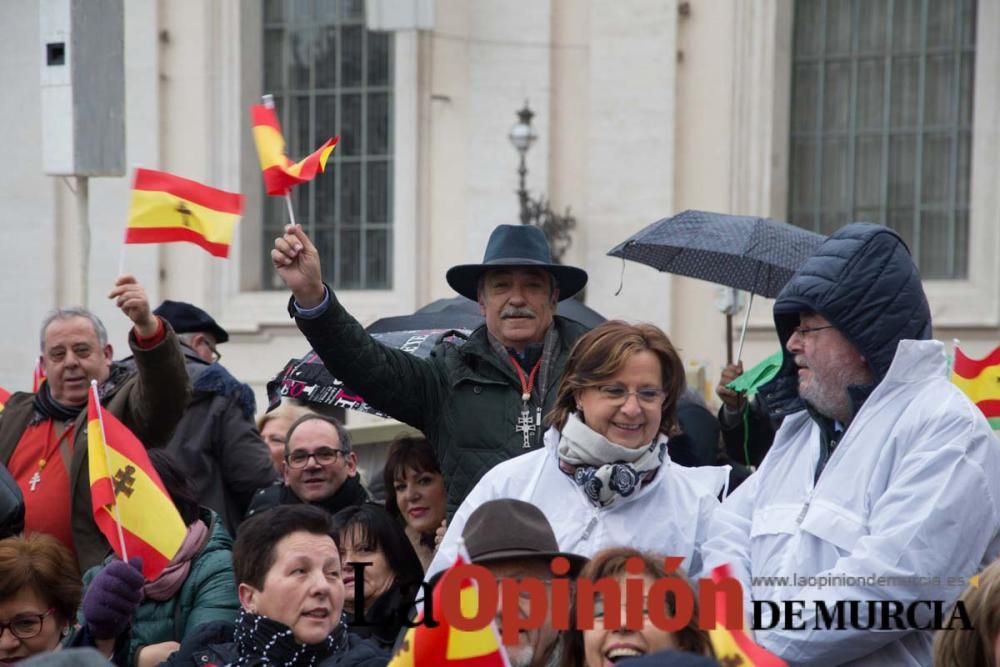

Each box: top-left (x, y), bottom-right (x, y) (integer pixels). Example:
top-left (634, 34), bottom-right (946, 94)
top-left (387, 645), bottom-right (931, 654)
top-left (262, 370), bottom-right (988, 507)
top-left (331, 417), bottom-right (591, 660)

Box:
top-left (595, 385), bottom-right (667, 405)
top-left (0, 608), bottom-right (55, 640)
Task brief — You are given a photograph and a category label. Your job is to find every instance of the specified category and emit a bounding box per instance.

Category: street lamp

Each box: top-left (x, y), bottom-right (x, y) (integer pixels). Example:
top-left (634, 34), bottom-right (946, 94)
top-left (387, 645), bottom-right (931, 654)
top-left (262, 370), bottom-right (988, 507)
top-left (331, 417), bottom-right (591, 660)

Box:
top-left (507, 101), bottom-right (576, 264)
top-left (509, 104), bottom-right (538, 226)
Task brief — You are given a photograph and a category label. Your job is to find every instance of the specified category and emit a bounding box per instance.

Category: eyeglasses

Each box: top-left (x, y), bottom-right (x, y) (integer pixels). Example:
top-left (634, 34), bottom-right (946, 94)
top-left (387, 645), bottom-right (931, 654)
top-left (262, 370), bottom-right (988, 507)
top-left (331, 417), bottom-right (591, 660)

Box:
top-left (791, 324), bottom-right (835, 338)
top-left (595, 385), bottom-right (667, 405)
top-left (202, 340), bottom-right (222, 363)
top-left (286, 448), bottom-right (347, 469)
top-left (0, 608), bottom-right (55, 640)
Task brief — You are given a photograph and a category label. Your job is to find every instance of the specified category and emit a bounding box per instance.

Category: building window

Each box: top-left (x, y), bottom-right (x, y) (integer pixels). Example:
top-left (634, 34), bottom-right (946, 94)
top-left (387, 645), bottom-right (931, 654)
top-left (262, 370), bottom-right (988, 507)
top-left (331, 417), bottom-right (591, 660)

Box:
top-left (788, 0), bottom-right (976, 279)
top-left (262, 0), bottom-right (393, 289)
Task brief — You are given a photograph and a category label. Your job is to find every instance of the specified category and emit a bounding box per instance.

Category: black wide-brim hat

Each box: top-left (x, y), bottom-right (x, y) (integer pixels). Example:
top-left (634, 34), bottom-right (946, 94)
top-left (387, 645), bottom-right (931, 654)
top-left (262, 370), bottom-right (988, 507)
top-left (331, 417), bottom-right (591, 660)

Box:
top-left (446, 224), bottom-right (588, 302)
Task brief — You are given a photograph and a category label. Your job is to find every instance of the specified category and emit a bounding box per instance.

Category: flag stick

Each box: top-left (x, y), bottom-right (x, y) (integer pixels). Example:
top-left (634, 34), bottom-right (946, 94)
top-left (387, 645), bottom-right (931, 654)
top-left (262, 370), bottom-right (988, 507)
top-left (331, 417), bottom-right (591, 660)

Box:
top-left (117, 235), bottom-right (127, 277)
top-left (284, 193), bottom-right (298, 227)
top-left (736, 292), bottom-right (754, 364)
top-left (90, 380), bottom-right (129, 561)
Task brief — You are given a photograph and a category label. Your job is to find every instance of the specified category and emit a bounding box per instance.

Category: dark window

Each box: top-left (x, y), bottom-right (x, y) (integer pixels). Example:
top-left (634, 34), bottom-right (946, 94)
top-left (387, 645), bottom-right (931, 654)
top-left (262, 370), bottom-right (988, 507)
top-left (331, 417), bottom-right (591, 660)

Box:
top-left (789, 0), bottom-right (976, 279)
top-left (262, 0), bottom-right (394, 289)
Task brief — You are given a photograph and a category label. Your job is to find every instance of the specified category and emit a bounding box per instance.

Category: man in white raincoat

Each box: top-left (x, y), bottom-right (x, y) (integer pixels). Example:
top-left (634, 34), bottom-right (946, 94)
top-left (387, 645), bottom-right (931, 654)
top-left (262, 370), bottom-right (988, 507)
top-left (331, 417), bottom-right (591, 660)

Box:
top-left (700, 223), bottom-right (1000, 666)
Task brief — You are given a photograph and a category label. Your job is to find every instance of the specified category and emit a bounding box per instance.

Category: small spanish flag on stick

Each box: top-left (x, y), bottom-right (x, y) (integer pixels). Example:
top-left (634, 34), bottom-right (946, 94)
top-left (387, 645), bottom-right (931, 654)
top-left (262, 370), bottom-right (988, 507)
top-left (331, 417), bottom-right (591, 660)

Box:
top-left (125, 168), bottom-right (243, 258)
top-left (708, 564), bottom-right (787, 666)
top-left (389, 545), bottom-right (510, 667)
top-left (251, 99), bottom-right (338, 197)
top-left (952, 343), bottom-right (1000, 429)
top-left (0, 386), bottom-right (10, 413)
top-left (87, 380), bottom-right (187, 580)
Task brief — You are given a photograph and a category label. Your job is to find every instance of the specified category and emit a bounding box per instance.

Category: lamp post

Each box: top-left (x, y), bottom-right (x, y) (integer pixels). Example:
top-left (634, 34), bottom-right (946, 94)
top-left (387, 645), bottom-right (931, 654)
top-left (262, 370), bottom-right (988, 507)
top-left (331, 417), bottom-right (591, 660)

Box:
top-left (507, 101), bottom-right (576, 264)
top-left (509, 104), bottom-right (538, 227)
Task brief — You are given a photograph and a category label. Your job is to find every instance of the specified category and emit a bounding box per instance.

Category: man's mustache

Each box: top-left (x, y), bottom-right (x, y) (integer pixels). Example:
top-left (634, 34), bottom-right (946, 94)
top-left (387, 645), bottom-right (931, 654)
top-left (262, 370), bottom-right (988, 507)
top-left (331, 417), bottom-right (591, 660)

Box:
top-left (501, 307), bottom-right (536, 319)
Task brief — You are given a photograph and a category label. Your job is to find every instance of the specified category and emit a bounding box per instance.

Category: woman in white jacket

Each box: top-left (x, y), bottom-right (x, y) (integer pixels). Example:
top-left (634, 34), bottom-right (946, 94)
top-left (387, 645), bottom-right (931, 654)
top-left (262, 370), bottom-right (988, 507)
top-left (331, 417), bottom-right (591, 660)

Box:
top-left (429, 321), bottom-right (727, 580)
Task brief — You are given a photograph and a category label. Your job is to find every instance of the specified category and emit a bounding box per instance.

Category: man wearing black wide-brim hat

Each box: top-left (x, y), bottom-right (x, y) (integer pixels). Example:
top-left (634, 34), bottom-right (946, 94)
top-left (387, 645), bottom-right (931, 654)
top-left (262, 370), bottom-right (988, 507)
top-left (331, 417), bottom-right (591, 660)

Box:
top-left (272, 223), bottom-right (589, 513)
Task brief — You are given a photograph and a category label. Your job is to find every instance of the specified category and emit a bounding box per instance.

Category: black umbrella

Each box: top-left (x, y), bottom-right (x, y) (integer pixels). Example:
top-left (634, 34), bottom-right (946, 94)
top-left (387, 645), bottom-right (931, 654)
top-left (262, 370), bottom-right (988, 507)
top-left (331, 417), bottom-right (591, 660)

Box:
top-left (268, 296), bottom-right (606, 415)
top-left (608, 210), bottom-right (826, 361)
top-left (266, 328), bottom-right (471, 417)
top-left (405, 295), bottom-right (606, 330)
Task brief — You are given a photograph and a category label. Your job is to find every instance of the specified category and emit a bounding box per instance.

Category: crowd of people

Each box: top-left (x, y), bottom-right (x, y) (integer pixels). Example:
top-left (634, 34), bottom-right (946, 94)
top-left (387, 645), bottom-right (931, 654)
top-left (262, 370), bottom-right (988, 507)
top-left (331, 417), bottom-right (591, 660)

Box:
top-left (0, 221), bottom-right (997, 667)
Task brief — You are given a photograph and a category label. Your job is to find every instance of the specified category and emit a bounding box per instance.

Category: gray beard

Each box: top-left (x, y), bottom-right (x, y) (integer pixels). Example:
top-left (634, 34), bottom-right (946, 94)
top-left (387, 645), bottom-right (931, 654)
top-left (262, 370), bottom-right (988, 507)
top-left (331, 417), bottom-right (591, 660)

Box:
top-left (799, 366), bottom-right (871, 424)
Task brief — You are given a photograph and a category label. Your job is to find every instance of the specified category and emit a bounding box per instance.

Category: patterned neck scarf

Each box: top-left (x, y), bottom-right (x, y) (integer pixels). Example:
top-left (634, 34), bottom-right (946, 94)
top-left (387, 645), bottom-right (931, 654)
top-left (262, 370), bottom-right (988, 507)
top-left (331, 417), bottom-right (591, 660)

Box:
top-left (557, 412), bottom-right (667, 508)
top-left (232, 609), bottom-right (348, 666)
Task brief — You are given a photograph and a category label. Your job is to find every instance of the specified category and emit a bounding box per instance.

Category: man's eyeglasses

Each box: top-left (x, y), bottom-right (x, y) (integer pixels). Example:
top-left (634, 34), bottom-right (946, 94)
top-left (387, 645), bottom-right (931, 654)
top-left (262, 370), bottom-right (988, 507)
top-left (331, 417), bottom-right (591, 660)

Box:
top-left (791, 324), bottom-right (835, 338)
top-left (202, 339), bottom-right (222, 363)
top-left (595, 385), bottom-right (667, 405)
top-left (0, 608), bottom-right (55, 640)
top-left (286, 448), bottom-right (347, 469)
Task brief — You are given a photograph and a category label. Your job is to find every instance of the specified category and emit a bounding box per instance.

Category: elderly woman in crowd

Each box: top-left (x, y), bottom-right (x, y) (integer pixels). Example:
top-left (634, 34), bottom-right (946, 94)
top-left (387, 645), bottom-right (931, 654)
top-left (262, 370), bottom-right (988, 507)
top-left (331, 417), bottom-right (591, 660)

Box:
top-left (76, 450), bottom-right (239, 667)
top-left (0, 533), bottom-right (81, 663)
top-left (431, 321), bottom-right (727, 579)
top-left (257, 399), bottom-right (318, 473)
top-left (163, 504), bottom-right (387, 667)
top-left (331, 504), bottom-right (424, 648)
top-left (933, 557), bottom-right (1000, 666)
top-left (559, 547), bottom-right (714, 666)
top-left (382, 436), bottom-right (447, 570)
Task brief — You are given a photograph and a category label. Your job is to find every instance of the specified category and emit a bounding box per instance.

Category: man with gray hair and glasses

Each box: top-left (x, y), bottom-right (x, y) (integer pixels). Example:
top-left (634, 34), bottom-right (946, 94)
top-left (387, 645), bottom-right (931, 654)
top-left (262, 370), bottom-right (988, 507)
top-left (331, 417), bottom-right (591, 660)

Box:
top-left (245, 413), bottom-right (370, 518)
top-left (700, 224), bottom-right (1000, 665)
top-left (0, 274), bottom-right (189, 571)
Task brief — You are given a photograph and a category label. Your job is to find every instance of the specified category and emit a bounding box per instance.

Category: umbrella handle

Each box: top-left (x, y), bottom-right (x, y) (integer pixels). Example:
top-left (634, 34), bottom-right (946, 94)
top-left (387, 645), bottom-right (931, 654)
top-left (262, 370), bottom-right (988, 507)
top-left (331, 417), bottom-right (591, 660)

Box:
top-left (736, 293), bottom-right (754, 364)
top-left (726, 314), bottom-right (733, 365)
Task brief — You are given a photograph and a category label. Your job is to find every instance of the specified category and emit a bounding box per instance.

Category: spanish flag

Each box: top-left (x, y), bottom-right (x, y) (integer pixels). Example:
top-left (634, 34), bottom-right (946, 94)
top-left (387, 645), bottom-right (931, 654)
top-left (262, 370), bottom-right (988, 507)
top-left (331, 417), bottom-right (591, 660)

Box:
top-left (952, 344), bottom-right (1000, 429)
top-left (708, 565), bottom-right (787, 667)
top-left (0, 386), bottom-right (10, 412)
top-left (389, 550), bottom-right (510, 667)
top-left (125, 168), bottom-right (243, 258)
top-left (32, 359), bottom-right (45, 393)
top-left (251, 103), bottom-right (338, 196)
top-left (87, 382), bottom-right (187, 580)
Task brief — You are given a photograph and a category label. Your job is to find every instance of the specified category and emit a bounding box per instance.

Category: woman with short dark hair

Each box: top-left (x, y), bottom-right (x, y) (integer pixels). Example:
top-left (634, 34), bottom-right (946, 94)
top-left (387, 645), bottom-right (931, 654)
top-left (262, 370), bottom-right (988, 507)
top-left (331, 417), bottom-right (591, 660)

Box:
top-left (332, 503), bottom-right (424, 648)
top-left (163, 504), bottom-right (388, 667)
top-left (382, 436), bottom-right (446, 570)
top-left (432, 321), bottom-right (728, 578)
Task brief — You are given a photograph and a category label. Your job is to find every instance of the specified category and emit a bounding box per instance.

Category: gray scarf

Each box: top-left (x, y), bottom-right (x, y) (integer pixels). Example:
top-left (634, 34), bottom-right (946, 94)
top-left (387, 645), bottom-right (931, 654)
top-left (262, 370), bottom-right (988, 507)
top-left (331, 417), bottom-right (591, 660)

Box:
top-left (557, 412), bottom-right (666, 507)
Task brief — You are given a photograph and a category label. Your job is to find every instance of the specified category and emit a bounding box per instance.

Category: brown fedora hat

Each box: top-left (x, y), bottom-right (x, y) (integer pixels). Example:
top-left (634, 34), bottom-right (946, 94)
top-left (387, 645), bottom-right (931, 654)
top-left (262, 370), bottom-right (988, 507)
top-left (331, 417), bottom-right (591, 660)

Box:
top-left (461, 499), bottom-right (588, 575)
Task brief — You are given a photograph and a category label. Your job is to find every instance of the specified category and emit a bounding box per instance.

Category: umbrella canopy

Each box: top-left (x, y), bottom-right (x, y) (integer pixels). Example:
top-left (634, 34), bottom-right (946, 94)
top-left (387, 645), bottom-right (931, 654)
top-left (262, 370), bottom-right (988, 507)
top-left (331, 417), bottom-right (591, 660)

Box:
top-left (268, 298), bottom-right (605, 416)
top-left (407, 295), bottom-right (606, 330)
top-left (607, 210), bottom-right (826, 298)
top-left (266, 328), bottom-right (471, 417)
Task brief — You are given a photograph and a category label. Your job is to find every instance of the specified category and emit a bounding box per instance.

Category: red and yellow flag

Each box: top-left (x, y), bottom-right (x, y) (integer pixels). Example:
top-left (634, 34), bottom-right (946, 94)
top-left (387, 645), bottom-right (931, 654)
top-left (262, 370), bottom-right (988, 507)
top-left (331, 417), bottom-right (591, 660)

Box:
top-left (125, 168), bottom-right (244, 258)
top-left (389, 550), bottom-right (510, 667)
top-left (87, 383), bottom-right (187, 580)
top-left (952, 344), bottom-right (1000, 429)
top-left (0, 386), bottom-right (10, 412)
top-left (708, 565), bottom-right (787, 667)
top-left (32, 359), bottom-right (46, 393)
top-left (251, 104), bottom-right (338, 196)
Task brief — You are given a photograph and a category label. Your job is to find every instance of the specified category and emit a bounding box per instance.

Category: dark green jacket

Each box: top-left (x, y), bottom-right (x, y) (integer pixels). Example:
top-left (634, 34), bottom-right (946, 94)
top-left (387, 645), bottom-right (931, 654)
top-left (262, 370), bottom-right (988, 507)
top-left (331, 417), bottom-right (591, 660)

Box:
top-left (80, 509), bottom-right (239, 667)
top-left (295, 293), bottom-right (589, 512)
top-left (0, 323), bottom-right (189, 571)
